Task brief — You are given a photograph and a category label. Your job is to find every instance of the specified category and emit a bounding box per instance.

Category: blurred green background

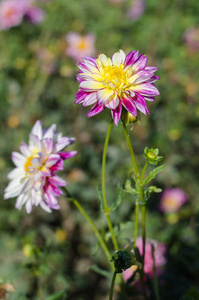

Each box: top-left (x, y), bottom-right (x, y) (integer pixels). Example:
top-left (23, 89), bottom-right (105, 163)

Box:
top-left (0, 0), bottom-right (199, 299)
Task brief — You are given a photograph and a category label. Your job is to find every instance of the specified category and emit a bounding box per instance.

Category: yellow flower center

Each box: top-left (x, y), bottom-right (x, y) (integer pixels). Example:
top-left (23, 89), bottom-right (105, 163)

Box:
top-left (103, 65), bottom-right (127, 90)
top-left (77, 39), bottom-right (87, 50)
top-left (24, 149), bottom-right (40, 173)
top-left (24, 156), bottom-right (34, 172)
top-left (163, 198), bottom-right (178, 210)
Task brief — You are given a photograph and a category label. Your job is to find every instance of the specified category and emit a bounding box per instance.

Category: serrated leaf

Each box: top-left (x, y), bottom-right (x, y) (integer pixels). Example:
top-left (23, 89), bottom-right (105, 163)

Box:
top-left (89, 264), bottom-right (111, 279)
top-left (146, 186), bottom-right (162, 193)
top-left (46, 290), bottom-right (67, 300)
top-left (124, 180), bottom-right (139, 195)
top-left (110, 184), bottom-right (123, 212)
top-left (143, 165), bottom-right (166, 185)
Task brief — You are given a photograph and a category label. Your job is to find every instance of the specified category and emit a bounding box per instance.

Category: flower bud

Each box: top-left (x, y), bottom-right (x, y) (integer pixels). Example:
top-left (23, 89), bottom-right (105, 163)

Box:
top-left (122, 109), bottom-right (138, 126)
top-left (144, 147), bottom-right (163, 165)
top-left (111, 249), bottom-right (138, 273)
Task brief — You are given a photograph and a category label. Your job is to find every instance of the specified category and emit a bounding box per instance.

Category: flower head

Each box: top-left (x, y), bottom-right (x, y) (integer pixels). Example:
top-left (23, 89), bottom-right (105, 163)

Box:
top-left (123, 237), bottom-right (166, 282)
top-left (183, 27), bottom-right (199, 52)
top-left (0, 0), bottom-right (45, 30)
top-left (0, 0), bottom-right (24, 30)
top-left (75, 49), bottom-right (159, 125)
top-left (159, 188), bottom-right (187, 213)
top-left (4, 121), bottom-right (77, 213)
top-left (66, 32), bottom-right (96, 62)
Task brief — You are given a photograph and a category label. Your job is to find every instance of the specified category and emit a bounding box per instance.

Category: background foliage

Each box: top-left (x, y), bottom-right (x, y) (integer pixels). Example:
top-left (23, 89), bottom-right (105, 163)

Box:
top-left (0, 0), bottom-right (199, 299)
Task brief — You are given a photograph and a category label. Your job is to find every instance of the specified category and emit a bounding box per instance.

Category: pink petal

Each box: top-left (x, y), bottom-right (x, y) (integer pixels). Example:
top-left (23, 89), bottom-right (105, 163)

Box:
top-left (50, 159), bottom-right (64, 172)
top-left (58, 151), bottom-right (77, 160)
top-left (111, 102), bottom-right (122, 126)
top-left (133, 54), bottom-right (147, 72)
top-left (124, 50), bottom-right (139, 67)
top-left (75, 90), bottom-right (89, 104)
top-left (122, 96), bottom-right (137, 116)
top-left (83, 92), bottom-right (97, 106)
top-left (87, 103), bottom-right (105, 117)
top-left (48, 175), bottom-right (67, 187)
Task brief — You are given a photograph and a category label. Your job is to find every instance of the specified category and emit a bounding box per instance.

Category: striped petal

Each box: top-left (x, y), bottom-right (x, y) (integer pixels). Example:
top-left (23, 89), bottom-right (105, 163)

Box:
top-left (97, 88), bottom-right (114, 105)
top-left (87, 103), bottom-right (105, 117)
top-left (111, 102), bottom-right (122, 126)
top-left (80, 80), bottom-right (105, 92)
top-left (122, 96), bottom-right (137, 116)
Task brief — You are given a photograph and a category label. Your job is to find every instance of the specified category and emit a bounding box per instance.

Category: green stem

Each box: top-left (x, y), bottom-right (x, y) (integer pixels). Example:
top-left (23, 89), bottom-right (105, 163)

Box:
top-left (62, 187), bottom-right (112, 266)
top-left (140, 161), bottom-right (148, 182)
top-left (141, 205), bottom-right (146, 270)
top-left (134, 201), bottom-right (139, 250)
top-left (152, 244), bottom-right (160, 300)
top-left (109, 271), bottom-right (117, 300)
top-left (102, 120), bottom-right (118, 250)
top-left (122, 121), bottom-right (139, 177)
top-left (122, 122), bottom-right (148, 299)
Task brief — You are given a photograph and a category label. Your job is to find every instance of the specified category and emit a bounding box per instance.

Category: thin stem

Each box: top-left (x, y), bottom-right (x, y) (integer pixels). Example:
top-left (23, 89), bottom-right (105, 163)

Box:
top-left (141, 205), bottom-right (146, 270)
top-left (122, 121), bottom-right (139, 177)
top-left (73, 199), bottom-right (112, 265)
top-left (102, 120), bottom-right (118, 250)
top-left (140, 161), bottom-right (148, 182)
top-left (134, 201), bottom-right (139, 250)
top-left (109, 271), bottom-right (117, 300)
top-left (62, 187), bottom-right (112, 266)
top-left (152, 244), bottom-right (160, 300)
top-left (122, 122), bottom-right (148, 299)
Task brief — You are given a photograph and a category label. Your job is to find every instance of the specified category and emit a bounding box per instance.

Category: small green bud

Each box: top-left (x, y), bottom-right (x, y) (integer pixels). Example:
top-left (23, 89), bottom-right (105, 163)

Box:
top-left (110, 248), bottom-right (141, 273)
top-left (147, 151), bottom-right (156, 159)
top-left (144, 147), bottom-right (163, 165)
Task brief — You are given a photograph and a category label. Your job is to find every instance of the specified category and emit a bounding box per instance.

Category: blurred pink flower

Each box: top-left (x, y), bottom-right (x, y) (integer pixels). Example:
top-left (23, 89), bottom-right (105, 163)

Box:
top-left (160, 188), bottom-right (187, 213)
top-left (183, 27), bottom-right (199, 52)
top-left (123, 237), bottom-right (166, 282)
top-left (127, 0), bottom-right (145, 20)
top-left (0, 0), bottom-right (45, 30)
top-left (24, 6), bottom-right (45, 24)
top-left (66, 32), bottom-right (96, 62)
top-left (0, 0), bottom-right (24, 30)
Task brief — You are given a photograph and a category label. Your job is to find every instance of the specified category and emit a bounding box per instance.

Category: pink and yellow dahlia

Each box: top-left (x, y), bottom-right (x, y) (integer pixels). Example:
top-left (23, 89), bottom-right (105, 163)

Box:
top-left (75, 50), bottom-right (159, 125)
top-left (4, 121), bottom-right (77, 213)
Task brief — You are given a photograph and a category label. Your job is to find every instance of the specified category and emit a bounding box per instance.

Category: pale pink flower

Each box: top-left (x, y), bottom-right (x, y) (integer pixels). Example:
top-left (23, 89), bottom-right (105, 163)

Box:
top-left (24, 6), bottom-right (45, 24)
top-left (127, 0), bottom-right (145, 20)
top-left (159, 188), bottom-right (187, 213)
top-left (66, 32), bottom-right (96, 62)
top-left (4, 121), bottom-right (77, 213)
top-left (0, 0), bottom-right (25, 30)
top-left (123, 237), bottom-right (166, 282)
top-left (183, 27), bottom-right (199, 52)
top-left (0, 0), bottom-right (45, 30)
top-left (75, 49), bottom-right (159, 125)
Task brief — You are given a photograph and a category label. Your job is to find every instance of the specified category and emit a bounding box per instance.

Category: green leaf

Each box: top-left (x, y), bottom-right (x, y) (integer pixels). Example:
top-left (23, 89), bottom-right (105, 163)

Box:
top-left (110, 184), bottom-right (123, 212)
top-left (124, 179), bottom-right (139, 195)
top-left (143, 165), bottom-right (166, 185)
top-left (89, 264), bottom-right (111, 279)
top-left (146, 186), bottom-right (162, 193)
top-left (46, 290), bottom-right (67, 300)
